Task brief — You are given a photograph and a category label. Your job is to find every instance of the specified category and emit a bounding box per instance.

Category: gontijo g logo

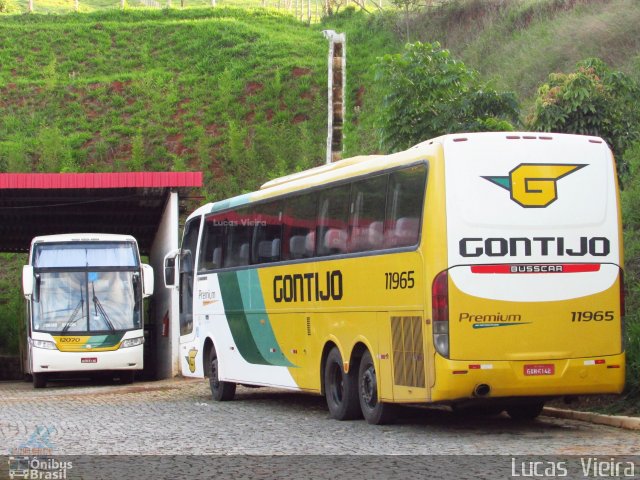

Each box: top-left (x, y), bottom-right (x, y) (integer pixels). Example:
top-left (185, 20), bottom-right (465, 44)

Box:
top-left (483, 163), bottom-right (586, 208)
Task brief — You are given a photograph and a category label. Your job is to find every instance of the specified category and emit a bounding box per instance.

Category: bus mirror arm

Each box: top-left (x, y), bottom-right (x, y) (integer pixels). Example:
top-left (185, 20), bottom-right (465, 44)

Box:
top-left (163, 249), bottom-right (180, 288)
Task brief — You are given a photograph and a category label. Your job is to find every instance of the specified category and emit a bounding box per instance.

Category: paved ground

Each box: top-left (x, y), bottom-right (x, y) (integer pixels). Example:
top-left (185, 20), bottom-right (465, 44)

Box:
top-left (0, 378), bottom-right (639, 479)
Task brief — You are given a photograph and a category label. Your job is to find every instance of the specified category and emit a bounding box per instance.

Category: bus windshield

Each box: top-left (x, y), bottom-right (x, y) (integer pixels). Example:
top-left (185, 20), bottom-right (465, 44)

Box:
top-left (33, 242), bottom-right (139, 268)
top-left (32, 271), bottom-right (141, 333)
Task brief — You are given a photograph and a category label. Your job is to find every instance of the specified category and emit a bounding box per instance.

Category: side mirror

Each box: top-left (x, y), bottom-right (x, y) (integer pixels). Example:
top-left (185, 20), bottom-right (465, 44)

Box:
top-left (163, 249), bottom-right (179, 288)
top-left (141, 264), bottom-right (154, 298)
top-left (22, 265), bottom-right (34, 299)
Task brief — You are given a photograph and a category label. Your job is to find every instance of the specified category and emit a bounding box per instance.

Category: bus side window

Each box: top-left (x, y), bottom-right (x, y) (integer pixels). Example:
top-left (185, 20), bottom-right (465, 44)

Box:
top-left (224, 208), bottom-right (253, 268)
top-left (282, 192), bottom-right (318, 261)
top-left (198, 214), bottom-right (225, 272)
top-left (317, 185), bottom-right (350, 257)
top-left (384, 165), bottom-right (428, 248)
top-left (253, 200), bottom-right (282, 264)
top-left (348, 174), bottom-right (388, 253)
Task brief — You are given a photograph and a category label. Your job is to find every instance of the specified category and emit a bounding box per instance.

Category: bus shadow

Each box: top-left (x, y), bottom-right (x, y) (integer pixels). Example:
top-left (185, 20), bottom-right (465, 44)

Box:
top-left (221, 386), bottom-right (567, 432)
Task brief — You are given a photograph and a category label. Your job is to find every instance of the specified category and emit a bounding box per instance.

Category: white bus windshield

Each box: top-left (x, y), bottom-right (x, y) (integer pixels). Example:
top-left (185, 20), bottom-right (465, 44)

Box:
top-left (33, 242), bottom-right (138, 268)
top-left (32, 271), bottom-right (141, 333)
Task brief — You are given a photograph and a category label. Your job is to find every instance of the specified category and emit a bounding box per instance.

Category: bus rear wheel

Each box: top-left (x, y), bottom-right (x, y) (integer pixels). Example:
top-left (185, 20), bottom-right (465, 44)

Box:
top-left (209, 350), bottom-right (236, 401)
top-left (32, 373), bottom-right (47, 389)
top-left (358, 350), bottom-right (396, 425)
top-left (506, 401), bottom-right (544, 421)
top-left (324, 347), bottom-right (361, 420)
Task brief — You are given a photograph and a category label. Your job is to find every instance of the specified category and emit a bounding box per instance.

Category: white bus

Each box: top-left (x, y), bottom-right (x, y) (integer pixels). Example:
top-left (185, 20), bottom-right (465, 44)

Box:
top-left (22, 234), bottom-right (154, 388)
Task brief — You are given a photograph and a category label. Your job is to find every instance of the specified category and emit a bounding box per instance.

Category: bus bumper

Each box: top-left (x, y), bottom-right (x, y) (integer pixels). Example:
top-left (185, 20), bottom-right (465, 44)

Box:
top-left (31, 345), bottom-right (143, 373)
top-left (431, 353), bottom-right (625, 402)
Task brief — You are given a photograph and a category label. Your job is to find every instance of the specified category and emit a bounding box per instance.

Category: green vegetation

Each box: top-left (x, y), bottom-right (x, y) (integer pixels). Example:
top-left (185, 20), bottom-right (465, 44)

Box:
top-left (375, 41), bottom-right (518, 151)
top-left (528, 57), bottom-right (640, 177)
top-left (1, 0), bottom-right (640, 413)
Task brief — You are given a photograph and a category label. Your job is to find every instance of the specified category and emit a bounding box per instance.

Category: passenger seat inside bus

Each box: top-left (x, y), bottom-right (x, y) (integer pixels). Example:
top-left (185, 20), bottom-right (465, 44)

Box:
top-left (368, 221), bottom-right (384, 250)
top-left (385, 217), bottom-right (419, 247)
top-left (258, 239), bottom-right (280, 263)
top-left (238, 243), bottom-right (250, 265)
top-left (212, 247), bottom-right (222, 269)
top-left (324, 228), bottom-right (348, 254)
top-left (289, 235), bottom-right (307, 259)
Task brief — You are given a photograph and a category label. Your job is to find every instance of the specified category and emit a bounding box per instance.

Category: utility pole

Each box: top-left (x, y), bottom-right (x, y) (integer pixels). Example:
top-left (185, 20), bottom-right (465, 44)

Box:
top-left (322, 30), bottom-right (346, 164)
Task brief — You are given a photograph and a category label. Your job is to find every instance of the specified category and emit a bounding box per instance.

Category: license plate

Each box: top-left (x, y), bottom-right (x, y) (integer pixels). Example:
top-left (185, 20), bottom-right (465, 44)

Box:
top-left (524, 364), bottom-right (554, 376)
top-left (81, 358), bottom-right (97, 364)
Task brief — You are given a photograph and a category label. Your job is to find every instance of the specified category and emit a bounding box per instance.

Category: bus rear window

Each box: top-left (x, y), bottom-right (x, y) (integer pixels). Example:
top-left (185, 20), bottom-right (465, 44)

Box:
top-left (33, 242), bottom-right (138, 268)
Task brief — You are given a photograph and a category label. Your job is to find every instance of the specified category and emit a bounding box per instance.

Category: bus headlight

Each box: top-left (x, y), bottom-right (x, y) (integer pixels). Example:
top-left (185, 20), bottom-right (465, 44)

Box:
top-left (32, 339), bottom-right (58, 350)
top-left (120, 337), bottom-right (144, 348)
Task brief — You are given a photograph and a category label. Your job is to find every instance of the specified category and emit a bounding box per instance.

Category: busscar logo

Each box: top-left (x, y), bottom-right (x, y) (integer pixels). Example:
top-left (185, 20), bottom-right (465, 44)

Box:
top-left (483, 163), bottom-right (586, 208)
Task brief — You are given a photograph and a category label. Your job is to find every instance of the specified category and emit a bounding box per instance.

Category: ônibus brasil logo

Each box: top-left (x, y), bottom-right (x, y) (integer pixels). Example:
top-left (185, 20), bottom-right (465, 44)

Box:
top-left (482, 163), bottom-right (586, 208)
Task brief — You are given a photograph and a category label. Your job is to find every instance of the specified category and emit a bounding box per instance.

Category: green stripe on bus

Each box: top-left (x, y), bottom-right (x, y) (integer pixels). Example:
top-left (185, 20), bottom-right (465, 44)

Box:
top-left (236, 269), bottom-right (295, 368)
top-left (218, 271), bottom-right (268, 365)
top-left (210, 193), bottom-right (253, 213)
top-left (86, 334), bottom-right (123, 347)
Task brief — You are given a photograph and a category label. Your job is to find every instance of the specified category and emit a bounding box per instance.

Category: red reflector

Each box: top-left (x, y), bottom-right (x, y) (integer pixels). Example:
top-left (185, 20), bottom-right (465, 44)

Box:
top-left (589, 139), bottom-right (603, 143)
top-left (506, 135), bottom-right (521, 140)
top-left (523, 135), bottom-right (536, 139)
top-left (595, 359), bottom-right (605, 365)
top-left (453, 137), bottom-right (468, 142)
top-left (469, 364), bottom-right (480, 370)
top-left (452, 370), bottom-right (467, 375)
top-left (607, 365), bottom-right (621, 369)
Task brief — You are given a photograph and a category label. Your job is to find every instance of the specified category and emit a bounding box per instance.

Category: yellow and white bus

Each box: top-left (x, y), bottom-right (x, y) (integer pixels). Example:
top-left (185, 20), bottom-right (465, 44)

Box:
top-left (165, 132), bottom-right (625, 423)
top-left (22, 234), bottom-right (154, 388)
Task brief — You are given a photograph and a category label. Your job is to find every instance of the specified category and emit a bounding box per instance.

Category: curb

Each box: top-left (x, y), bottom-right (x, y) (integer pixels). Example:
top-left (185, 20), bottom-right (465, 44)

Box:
top-left (543, 406), bottom-right (640, 431)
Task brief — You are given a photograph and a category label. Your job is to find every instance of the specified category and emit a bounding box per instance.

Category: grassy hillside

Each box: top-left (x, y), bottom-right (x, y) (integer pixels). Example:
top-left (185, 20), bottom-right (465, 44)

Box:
top-left (0, 9), bottom-right (332, 199)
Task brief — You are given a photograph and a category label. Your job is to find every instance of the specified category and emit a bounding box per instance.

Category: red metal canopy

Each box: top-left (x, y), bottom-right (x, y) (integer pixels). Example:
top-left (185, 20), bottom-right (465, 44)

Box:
top-left (0, 172), bottom-right (203, 254)
top-left (0, 172), bottom-right (202, 189)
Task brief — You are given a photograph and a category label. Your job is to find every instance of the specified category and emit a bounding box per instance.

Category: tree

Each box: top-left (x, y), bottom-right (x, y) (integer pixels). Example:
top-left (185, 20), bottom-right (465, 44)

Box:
top-left (528, 58), bottom-right (640, 177)
top-left (375, 41), bottom-right (518, 152)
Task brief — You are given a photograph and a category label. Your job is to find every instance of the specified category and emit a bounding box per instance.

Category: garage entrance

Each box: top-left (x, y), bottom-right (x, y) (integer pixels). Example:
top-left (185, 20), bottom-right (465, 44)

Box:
top-left (0, 172), bottom-right (202, 379)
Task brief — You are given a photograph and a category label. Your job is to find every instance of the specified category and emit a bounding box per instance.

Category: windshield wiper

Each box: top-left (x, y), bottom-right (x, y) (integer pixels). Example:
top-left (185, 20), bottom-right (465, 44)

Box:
top-left (62, 291), bottom-right (85, 333)
top-left (92, 283), bottom-right (116, 332)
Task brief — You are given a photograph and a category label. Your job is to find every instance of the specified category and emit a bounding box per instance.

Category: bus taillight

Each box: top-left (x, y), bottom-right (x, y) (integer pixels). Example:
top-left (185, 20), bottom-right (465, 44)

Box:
top-left (432, 270), bottom-right (450, 359)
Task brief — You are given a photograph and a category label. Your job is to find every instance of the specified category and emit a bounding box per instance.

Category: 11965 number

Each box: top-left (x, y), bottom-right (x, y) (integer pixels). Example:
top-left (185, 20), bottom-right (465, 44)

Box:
top-left (385, 271), bottom-right (415, 290)
top-left (571, 310), bottom-right (614, 322)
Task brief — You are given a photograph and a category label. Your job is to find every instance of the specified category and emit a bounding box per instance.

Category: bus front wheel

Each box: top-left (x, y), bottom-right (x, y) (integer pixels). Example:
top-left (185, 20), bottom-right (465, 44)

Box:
top-left (209, 350), bottom-right (236, 401)
top-left (324, 347), bottom-right (361, 421)
top-left (32, 373), bottom-right (47, 389)
top-left (119, 371), bottom-right (135, 385)
top-left (358, 350), bottom-right (396, 425)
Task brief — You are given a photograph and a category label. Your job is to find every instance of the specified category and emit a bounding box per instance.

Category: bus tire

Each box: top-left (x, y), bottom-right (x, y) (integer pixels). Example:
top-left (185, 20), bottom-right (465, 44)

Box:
top-left (119, 371), bottom-right (135, 385)
top-left (33, 373), bottom-right (47, 389)
top-left (358, 350), bottom-right (396, 425)
top-left (324, 347), bottom-right (361, 421)
top-left (210, 351), bottom-right (236, 401)
top-left (506, 401), bottom-right (544, 421)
